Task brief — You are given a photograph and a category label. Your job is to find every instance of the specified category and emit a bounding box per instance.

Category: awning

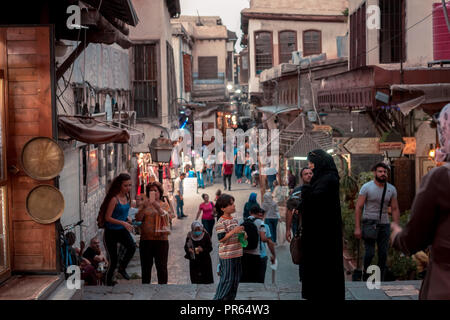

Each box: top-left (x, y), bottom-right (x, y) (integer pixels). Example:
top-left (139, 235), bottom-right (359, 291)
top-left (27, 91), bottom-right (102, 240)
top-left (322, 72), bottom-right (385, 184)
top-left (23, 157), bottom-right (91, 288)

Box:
top-left (257, 105), bottom-right (301, 115)
top-left (318, 66), bottom-right (450, 111)
top-left (58, 116), bottom-right (144, 146)
top-left (391, 84), bottom-right (450, 115)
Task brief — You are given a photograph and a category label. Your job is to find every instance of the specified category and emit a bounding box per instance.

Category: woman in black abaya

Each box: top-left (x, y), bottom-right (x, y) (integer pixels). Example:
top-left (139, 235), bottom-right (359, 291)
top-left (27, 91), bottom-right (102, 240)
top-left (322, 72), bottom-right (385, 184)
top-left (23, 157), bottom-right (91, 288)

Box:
top-left (300, 149), bottom-right (345, 300)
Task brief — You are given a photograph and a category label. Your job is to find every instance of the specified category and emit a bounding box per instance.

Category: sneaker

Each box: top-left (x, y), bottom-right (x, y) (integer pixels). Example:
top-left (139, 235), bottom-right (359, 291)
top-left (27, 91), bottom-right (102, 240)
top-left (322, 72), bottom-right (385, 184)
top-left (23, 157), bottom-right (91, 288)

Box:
top-left (181, 214), bottom-right (188, 218)
top-left (118, 269), bottom-right (131, 280)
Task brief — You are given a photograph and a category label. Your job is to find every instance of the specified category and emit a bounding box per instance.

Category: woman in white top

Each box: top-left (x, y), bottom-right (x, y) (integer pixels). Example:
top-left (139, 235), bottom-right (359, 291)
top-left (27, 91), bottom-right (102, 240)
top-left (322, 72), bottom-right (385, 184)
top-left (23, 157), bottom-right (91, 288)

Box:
top-left (262, 191), bottom-right (280, 244)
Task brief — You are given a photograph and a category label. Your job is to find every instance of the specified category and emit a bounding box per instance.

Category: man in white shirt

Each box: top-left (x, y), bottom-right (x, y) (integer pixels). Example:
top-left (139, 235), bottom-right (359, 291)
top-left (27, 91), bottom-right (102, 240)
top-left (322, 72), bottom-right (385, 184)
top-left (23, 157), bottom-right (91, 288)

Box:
top-left (174, 173), bottom-right (187, 219)
top-left (194, 153), bottom-right (205, 189)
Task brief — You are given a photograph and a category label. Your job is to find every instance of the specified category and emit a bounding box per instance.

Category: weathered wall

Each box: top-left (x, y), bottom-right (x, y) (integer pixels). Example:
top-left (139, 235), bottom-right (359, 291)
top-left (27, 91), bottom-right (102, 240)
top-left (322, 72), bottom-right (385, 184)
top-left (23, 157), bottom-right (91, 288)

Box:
top-left (249, 0), bottom-right (348, 15)
top-left (349, 0), bottom-right (438, 68)
top-left (171, 25), bottom-right (193, 102)
top-left (248, 19), bottom-right (348, 94)
top-left (129, 0), bottom-right (173, 128)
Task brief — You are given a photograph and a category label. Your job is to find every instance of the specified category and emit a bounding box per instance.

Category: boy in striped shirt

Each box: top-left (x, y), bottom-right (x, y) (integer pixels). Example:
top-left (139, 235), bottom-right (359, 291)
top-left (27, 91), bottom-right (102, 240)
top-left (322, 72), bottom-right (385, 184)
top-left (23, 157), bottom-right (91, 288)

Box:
top-left (214, 194), bottom-right (245, 300)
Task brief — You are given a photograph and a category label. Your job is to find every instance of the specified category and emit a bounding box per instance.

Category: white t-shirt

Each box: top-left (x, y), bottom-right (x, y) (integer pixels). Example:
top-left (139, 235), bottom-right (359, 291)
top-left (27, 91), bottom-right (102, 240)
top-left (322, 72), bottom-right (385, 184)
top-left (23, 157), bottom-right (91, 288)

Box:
top-left (359, 180), bottom-right (397, 224)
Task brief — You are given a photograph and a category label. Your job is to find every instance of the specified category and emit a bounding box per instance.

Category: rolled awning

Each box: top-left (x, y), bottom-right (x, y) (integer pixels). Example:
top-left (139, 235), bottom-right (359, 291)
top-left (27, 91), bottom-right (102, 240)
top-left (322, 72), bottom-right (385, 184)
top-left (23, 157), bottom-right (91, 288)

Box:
top-left (58, 116), bottom-right (144, 145)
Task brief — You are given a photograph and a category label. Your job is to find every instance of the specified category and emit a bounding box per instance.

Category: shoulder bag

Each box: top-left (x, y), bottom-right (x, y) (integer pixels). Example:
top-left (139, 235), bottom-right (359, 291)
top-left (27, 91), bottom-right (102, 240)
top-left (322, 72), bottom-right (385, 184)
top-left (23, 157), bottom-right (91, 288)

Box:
top-left (290, 213), bottom-right (303, 265)
top-left (362, 183), bottom-right (387, 240)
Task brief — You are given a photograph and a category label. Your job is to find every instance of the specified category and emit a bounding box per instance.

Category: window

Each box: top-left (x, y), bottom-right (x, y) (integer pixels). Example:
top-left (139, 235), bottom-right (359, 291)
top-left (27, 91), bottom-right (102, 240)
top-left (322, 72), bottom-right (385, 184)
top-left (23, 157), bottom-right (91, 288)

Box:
top-left (183, 54), bottom-right (192, 93)
top-left (226, 52), bottom-right (233, 81)
top-left (350, 4), bottom-right (367, 69)
top-left (255, 31), bottom-right (273, 75)
top-left (379, 0), bottom-right (405, 63)
top-left (133, 43), bottom-right (158, 119)
top-left (279, 31), bottom-right (297, 63)
top-left (198, 56), bottom-right (218, 80)
top-left (166, 42), bottom-right (177, 116)
top-left (303, 30), bottom-right (322, 56)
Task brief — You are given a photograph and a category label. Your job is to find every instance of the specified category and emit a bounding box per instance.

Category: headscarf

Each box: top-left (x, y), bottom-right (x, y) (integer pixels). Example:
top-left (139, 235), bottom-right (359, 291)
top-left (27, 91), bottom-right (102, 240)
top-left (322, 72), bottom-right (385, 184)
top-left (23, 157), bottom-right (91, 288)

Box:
top-left (190, 221), bottom-right (205, 241)
top-left (248, 193), bottom-right (257, 203)
top-left (244, 192), bottom-right (260, 217)
top-left (435, 103), bottom-right (450, 162)
top-left (307, 149), bottom-right (339, 185)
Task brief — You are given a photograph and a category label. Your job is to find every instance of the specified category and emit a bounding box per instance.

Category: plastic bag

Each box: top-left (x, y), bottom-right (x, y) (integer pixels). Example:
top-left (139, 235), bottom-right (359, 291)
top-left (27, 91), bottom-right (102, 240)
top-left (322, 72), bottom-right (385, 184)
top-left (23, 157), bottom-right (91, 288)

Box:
top-left (277, 221), bottom-right (286, 245)
top-left (270, 258), bottom-right (278, 271)
top-left (155, 211), bottom-right (171, 234)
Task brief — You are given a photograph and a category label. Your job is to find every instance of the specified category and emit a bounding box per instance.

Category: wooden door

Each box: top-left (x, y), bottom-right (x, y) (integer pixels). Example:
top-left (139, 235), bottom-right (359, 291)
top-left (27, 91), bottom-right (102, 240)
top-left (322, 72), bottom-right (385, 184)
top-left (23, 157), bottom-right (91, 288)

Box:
top-left (1, 26), bottom-right (57, 272)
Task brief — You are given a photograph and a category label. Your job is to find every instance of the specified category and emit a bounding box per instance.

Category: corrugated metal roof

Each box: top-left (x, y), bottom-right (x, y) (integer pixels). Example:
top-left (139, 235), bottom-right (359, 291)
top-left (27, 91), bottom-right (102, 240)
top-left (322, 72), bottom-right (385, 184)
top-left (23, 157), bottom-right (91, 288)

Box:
top-left (82, 0), bottom-right (139, 26)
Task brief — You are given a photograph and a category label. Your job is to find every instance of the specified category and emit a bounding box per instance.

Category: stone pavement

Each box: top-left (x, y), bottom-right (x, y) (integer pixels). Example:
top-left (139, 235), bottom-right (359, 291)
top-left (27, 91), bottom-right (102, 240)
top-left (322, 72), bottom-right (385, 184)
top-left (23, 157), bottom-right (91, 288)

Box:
top-left (82, 280), bottom-right (422, 300)
top-left (121, 176), bottom-right (279, 285)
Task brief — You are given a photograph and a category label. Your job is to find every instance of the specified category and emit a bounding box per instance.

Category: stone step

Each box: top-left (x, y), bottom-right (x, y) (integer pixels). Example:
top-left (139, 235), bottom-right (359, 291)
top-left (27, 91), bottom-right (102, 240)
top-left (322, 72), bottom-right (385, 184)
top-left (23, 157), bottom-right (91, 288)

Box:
top-left (46, 279), bottom-right (84, 300)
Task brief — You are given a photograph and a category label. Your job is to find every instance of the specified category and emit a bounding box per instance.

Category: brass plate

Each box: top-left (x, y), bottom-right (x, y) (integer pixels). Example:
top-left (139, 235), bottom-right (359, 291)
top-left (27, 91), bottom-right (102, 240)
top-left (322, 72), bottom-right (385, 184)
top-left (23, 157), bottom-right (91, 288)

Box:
top-left (21, 137), bottom-right (64, 180)
top-left (26, 185), bottom-right (65, 224)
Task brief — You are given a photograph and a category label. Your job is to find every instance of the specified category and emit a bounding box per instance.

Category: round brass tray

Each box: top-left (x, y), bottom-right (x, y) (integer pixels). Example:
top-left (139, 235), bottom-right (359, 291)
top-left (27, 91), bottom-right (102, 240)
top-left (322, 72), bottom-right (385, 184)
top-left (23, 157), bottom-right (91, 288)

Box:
top-left (26, 184), bottom-right (65, 224)
top-left (21, 137), bottom-right (64, 180)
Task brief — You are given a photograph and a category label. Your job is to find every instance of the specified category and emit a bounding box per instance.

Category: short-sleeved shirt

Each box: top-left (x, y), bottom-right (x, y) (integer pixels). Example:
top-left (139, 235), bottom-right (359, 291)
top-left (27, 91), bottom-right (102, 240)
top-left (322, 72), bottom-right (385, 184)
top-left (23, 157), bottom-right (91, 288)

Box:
top-left (260, 223), bottom-right (271, 258)
top-left (199, 201), bottom-right (215, 220)
top-left (359, 180), bottom-right (397, 224)
top-left (216, 216), bottom-right (243, 259)
top-left (223, 162), bottom-right (233, 175)
top-left (82, 247), bottom-right (98, 267)
top-left (241, 216), bottom-right (265, 256)
top-left (174, 177), bottom-right (183, 196)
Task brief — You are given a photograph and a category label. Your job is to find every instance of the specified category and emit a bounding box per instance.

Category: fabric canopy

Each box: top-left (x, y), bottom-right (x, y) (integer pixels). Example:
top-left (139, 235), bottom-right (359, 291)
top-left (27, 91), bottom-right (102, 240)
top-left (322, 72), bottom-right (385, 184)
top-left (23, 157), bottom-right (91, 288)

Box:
top-left (391, 83), bottom-right (450, 115)
top-left (58, 116), bottom-right (144, 145)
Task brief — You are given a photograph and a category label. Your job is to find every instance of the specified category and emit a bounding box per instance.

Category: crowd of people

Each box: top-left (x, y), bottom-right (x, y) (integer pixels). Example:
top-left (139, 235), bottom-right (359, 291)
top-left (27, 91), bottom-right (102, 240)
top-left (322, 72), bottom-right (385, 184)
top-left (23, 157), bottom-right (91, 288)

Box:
top-left (82, 105), bottom-right (450, 300)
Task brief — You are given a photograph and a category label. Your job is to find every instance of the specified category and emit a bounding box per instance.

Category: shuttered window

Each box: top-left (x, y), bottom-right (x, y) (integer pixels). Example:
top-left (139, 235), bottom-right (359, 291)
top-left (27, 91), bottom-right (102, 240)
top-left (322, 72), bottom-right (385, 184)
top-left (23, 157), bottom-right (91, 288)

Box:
top-left (255, 31), bottom-right (273, 75)
top-left (133, 44), bottom-right (158, 119)
top-left (279, 31), bottom-right (297, 63)
top-left (167, 42), bottom-right (177, 116)
top-left (183, 54), bottom-right (192, 92)
top-left (350, 4), bottom-right (367, 69)
top-left (379, 0), bottom-right (405, 63)
top-left (198, 56), bottom-right (218, 80)
top-left (226, 52), bottom-right (233, 81)
top-left (303, 30), bottom-right (322, 56)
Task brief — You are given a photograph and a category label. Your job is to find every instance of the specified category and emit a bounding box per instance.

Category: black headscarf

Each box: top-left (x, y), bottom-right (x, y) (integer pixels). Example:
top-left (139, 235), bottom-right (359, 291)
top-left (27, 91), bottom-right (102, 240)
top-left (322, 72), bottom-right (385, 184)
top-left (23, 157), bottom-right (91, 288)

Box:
top-left (307, 149), bottom-right (339, 185)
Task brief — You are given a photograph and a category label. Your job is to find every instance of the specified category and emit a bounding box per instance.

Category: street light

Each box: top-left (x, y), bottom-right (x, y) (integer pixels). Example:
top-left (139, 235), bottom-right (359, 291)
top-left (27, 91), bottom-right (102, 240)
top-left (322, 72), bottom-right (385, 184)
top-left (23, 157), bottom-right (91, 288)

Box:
top-left (149, 131), bottom-right (173, 183)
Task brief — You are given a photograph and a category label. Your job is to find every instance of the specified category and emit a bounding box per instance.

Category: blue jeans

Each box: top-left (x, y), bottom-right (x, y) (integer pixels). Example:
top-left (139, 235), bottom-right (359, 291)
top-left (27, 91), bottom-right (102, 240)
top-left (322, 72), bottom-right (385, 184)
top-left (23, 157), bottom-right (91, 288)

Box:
top-left (267, 175), bottom-right (276, 192)
top-left (196, 171), bottom-right (204, 188)
top-left (216, 164), bottom-right (222, 177)
top-left (265, 218), bottom-right (278, 244)
top-left (363, 223), bottom-right (390, 281)
top-left (206, 168), bottom-right (213, 184)
top-left (175, 195), bottom-right (184, 218)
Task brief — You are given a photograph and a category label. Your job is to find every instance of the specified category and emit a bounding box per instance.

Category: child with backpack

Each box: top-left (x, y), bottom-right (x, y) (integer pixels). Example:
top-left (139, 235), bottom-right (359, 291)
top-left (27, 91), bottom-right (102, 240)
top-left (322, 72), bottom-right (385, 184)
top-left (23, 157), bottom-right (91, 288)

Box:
top-left (240, 205), bottom-right (270, 283)
top-left (196, 194), bottom-right (216, 236)
top-left (214, 194), bottom-right (245, 300)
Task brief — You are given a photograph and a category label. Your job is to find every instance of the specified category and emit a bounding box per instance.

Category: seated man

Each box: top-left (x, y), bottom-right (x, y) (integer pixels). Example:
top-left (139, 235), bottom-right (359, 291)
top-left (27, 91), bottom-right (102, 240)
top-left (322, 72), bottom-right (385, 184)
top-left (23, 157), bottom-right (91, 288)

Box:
top-left (83, 237), bottom-right (108, 284)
